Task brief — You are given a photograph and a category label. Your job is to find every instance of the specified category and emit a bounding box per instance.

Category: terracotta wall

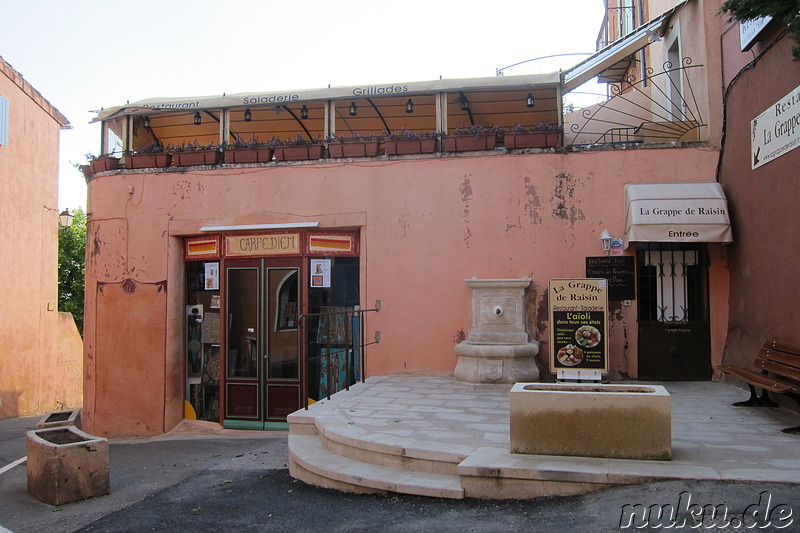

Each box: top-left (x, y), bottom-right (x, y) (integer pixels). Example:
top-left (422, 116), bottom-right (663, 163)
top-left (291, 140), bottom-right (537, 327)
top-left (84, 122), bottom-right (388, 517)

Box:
top-left (84, 145), bottom-right (727, 437)
top-left (0, 59), bottom-right (80, 419)
top-left (718, 34), bottom-right (800, 366)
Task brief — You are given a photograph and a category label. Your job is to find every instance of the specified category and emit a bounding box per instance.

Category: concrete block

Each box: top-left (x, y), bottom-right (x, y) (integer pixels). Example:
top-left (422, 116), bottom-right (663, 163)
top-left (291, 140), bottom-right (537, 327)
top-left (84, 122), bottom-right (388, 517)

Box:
top-left (509, 383), bottom-right (671, 460)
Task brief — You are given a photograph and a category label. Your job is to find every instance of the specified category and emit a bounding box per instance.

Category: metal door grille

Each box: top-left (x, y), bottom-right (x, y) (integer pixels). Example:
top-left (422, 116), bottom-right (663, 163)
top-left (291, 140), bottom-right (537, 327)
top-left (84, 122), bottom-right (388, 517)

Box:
top-left (637, 243), bottom-right (707, 324)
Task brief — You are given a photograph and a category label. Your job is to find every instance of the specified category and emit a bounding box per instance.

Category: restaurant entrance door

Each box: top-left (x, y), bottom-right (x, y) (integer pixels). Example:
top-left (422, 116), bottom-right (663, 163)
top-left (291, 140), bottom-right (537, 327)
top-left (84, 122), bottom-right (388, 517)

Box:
top-left (224, 257), bottom-right (302, 429)
top-left (637, 243), bottom-right (711, 380)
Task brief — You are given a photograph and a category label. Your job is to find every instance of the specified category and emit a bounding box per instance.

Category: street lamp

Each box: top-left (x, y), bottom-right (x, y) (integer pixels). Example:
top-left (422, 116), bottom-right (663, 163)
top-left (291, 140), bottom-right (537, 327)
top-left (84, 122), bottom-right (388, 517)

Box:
top-left (59, 208), bottom-right (74, 228)
top-left (600, 229), bottom-right (612, 255)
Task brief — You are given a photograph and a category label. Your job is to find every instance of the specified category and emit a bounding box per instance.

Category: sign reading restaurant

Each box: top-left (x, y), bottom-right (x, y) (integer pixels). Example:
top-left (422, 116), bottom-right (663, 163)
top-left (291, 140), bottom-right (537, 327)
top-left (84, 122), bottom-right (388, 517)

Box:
top-left (548, 279), bottom-right (609, 374)
top-left (752, 84), bottom-right (800, 170)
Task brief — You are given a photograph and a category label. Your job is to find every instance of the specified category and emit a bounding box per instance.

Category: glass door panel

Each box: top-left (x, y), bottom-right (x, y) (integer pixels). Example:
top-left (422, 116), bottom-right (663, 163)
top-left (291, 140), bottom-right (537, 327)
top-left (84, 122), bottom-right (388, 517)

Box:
top-left (265, 266), bottom-right (300, 420)
top-left (225, 264), bottom-right (261, 420)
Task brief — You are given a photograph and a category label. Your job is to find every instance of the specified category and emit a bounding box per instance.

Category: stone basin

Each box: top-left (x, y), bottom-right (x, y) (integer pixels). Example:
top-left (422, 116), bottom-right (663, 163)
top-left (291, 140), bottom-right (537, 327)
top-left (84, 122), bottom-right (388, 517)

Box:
top-left (509, 382), bottom-right (671, 460)
top-left (27, 426), bottom-right (110, 505)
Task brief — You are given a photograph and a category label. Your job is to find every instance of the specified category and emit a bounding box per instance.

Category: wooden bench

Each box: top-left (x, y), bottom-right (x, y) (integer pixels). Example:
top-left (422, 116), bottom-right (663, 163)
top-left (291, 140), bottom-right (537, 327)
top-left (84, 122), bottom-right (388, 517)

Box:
top-left (718, 340), bottom-right (800, 434)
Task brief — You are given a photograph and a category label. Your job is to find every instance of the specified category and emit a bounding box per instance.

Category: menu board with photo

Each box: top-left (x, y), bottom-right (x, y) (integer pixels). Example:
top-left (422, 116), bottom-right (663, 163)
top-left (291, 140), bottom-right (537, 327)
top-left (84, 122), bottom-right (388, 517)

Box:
top-left (548, 279), bottom-right (609, 373)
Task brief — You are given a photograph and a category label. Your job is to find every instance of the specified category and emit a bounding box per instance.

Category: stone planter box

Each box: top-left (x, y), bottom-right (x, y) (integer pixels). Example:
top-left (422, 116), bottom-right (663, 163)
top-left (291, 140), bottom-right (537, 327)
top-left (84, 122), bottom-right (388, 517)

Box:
top-left (509, 383), bottom-right (671, 460)
top-left (384, 138), bottom-right (437, 156)
top-left (224, 148), bottom-right (273, 164)
top-left (502, 131), bottom-right (560, 149)
top-left (327, 141), bottom-right (381, 158)
top-left (124, 153), bottom-right (172, 169)
top-left (273, 144), bottom-right (324, 162)
top-left (27, 426), bottom-right (109, 505)
top-left (173, 150), bottom-right (223, 166)
top-left (89, 157), bottom-right (120, 174)
top-left (35, 409), bottom-right (82, 430)
top-left (443, 134), bottom-right (496, 152)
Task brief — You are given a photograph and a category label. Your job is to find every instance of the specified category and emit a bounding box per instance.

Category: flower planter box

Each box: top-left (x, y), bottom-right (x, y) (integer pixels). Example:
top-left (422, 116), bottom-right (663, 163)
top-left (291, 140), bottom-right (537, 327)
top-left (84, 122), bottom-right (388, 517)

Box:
top-left (173, 150), bottom-right (223, 166)
top-left (503, 131), bottom-right (559, 149)
top-left (90, 157), bottom-right (120, 174)
top-left (27, 426), bottom-right (110, 505)
top-left (35, 409), bottom-right (82, 430)
top-left (443, 134), bottom-right (497, 152)
top-left (224, 148), bottom-right (274, 164)
top-left (328, 141), bottom-right (381, 158)
top-left (273, 144), bottom-right (324, 162)
top-left (509, 383), bottom-right (671, 460)
top-left (124, 153), bottom-right (173, 169)
top-left (384, 138), bottom-right (437, 156)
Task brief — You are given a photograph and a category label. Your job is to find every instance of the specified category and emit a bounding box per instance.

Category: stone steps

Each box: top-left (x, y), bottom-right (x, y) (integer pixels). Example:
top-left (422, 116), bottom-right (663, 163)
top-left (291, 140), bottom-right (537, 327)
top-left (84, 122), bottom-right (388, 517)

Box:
top-left (288, 434), bottom-right (465, 498)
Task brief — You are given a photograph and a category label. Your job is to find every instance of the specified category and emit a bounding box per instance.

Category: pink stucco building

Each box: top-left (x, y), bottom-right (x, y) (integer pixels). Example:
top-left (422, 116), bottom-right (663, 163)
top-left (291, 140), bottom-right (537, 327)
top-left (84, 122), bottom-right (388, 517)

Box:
top-left (0, 56), bottom-right (82, 420)
top-left (82, 0), bottom-right (797, 438)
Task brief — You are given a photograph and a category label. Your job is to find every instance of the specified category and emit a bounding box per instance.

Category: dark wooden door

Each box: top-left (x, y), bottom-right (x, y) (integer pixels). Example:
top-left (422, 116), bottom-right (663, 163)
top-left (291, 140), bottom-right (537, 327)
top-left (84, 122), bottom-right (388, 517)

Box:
top-left (637, 243), bottom-right (712, 380)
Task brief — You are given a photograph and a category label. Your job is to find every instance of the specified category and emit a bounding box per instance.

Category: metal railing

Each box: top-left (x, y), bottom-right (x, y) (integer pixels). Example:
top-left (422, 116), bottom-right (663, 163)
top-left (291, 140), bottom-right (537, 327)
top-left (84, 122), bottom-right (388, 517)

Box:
top-left (298, 301), bottom-right (380, 409)
top-left (597, 4), bottom-right (638, 50)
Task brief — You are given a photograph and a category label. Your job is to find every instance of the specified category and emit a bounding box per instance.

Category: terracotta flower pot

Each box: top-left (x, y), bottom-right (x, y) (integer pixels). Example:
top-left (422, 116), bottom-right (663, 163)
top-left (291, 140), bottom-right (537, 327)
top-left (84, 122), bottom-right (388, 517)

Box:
top-left (224, 148), bottom-right (274, 164)
top-left (173, 150), bottom-right (223, 166)
top-left (124, 153), bottom-right (173, 169)
top-left (443, 134), bottom-right (497, 152)
top-left (328, 141), bottom-right (381, 158)
top-left (384, 138), bottom-right (437, 156)
top-left (273, 144), bottom-right (324, 162)
top-left (503, 131), bottom-right (559, 149)
top-left (89, 157), bottom-right (120, 174)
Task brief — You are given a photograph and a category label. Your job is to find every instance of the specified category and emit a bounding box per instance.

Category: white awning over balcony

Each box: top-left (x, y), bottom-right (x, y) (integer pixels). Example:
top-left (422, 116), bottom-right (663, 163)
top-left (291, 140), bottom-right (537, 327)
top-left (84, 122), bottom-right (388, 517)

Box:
top-left (624, 182), bottom-right (733, 248)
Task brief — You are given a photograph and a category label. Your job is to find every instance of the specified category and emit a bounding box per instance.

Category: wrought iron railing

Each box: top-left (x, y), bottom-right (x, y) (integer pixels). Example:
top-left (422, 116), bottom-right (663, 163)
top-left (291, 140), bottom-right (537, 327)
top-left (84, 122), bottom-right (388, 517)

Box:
top-left (299, 301), bottom-right (380, 408)
top-left (567, 58), bottom-right (706, 146)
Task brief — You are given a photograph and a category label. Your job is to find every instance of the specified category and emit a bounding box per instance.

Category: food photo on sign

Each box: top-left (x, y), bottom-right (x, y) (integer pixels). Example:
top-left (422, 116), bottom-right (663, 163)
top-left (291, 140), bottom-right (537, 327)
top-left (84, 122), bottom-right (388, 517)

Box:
top-left (548, 279), bottom-right (609, 374)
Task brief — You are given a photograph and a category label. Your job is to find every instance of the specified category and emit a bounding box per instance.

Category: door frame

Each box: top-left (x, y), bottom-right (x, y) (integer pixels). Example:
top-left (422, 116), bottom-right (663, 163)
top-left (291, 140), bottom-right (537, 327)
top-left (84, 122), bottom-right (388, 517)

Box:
top-left (222, 257), bottom-right (303, 429)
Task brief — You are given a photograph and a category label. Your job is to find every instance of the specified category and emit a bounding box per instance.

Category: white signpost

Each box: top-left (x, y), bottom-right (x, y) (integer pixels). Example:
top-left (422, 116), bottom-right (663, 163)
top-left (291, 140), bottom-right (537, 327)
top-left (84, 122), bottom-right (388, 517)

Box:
top-left (751, 85), bottom-right (800, 170)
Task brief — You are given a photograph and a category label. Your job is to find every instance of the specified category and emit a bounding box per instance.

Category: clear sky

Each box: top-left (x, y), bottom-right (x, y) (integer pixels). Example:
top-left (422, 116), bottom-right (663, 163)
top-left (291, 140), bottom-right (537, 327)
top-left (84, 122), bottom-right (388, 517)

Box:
top-left (0, 0), bottom-right (605, 211)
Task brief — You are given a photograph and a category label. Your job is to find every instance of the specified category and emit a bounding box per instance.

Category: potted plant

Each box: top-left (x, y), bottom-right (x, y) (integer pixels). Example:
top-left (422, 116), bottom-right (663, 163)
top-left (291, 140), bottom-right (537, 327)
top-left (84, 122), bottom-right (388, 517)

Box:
top-left (326, 133), bottom-right (383, 158)
top-left (443, 124), bottom-right (499, 152)
top-left (87, 153), bottom-right (120, 174)
top-left (170, 140), bottom-right (223, 167)
top-left (270, 133), bottom-right (324, 162)
top-left (222, 136), bottom-right (273, 164)
top-left (502, 123), bottom-right (562, 149)
top-left (124, 142), bottom-right (173, 169)
top-left (383, 127), bottom-right (439, 156)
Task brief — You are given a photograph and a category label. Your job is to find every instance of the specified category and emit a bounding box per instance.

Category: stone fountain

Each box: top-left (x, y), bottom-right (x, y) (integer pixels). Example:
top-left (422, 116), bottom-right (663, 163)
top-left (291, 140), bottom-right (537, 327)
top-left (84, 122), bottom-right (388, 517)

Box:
top-left (454, 278), bottom-right (540, 383)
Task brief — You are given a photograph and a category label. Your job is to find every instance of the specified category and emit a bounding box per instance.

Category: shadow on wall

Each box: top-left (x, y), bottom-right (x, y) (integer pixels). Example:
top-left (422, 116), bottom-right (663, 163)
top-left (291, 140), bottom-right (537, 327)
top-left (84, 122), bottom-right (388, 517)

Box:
top-left (0, 391), bottom-right (21, 420)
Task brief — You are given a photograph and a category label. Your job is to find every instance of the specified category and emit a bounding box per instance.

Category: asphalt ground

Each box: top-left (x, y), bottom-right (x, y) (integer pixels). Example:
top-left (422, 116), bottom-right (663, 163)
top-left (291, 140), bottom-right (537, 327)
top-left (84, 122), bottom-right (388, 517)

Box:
top-left (2, 417), bottom-right (800, 532)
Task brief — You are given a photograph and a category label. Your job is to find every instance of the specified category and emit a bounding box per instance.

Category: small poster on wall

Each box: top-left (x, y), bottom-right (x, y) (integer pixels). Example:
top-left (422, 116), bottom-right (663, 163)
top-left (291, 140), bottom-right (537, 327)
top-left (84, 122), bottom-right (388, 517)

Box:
top-left (205, 262), bottom-right (219, 290)
top-left (310, 259), bottom-right (332, 288)
top-left (548, 279), bottom-right (609, 374)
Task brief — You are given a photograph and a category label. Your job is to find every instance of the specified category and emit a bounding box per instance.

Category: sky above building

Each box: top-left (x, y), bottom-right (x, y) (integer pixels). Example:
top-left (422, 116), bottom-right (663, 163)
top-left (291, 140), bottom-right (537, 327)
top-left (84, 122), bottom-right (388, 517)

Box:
top-left (0, 0), bottom-right (605, 210)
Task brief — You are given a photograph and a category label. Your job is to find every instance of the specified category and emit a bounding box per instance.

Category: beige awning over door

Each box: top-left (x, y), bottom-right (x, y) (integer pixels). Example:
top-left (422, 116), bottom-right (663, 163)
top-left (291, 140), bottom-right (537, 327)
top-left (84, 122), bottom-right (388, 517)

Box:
top-left (624, 182), bottom-right (733, 248)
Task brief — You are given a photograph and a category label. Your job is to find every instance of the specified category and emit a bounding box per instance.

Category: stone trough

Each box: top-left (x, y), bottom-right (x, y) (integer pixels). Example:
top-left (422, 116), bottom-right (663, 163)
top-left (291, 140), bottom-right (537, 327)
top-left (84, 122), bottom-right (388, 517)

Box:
top-left (509, 382), bottom-right (671, 460)
top-left (26, 426), bottom-right (109, 505)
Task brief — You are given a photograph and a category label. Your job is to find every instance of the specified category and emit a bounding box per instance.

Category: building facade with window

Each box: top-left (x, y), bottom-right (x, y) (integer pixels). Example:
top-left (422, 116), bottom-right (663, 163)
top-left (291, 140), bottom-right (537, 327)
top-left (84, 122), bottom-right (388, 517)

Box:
top-left (82, 0), bottom-right (790, 438)
top-left (0, 56), bottom-right (80, 420)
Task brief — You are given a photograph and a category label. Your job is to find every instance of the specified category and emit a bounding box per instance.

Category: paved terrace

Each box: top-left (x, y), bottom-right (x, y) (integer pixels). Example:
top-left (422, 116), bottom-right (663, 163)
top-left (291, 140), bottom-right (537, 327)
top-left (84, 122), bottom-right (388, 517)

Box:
top-left (288, 376), bottom-right (800, 498)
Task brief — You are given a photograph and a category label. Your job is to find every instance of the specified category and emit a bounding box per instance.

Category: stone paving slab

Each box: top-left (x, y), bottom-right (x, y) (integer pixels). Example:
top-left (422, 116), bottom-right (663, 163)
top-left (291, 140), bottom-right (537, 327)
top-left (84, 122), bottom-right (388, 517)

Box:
top-left (298, 376), bottom-right (800, 486)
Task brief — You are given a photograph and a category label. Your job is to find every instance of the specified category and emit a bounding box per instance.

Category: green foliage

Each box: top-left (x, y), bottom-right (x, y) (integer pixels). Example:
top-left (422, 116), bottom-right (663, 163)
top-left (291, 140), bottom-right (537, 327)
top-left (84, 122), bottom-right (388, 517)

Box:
top-left (58, 207), bottom-right (86, 334)
top-left (720, 0), bottom-right (800, 60)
